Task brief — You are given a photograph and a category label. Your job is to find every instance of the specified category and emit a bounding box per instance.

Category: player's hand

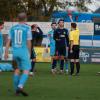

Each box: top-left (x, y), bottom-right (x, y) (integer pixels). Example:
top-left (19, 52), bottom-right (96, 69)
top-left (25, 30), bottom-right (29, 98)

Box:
top-left (70, 49), bottom-right (73, 53)
top-left (35, 24), bottom-right (38, 28)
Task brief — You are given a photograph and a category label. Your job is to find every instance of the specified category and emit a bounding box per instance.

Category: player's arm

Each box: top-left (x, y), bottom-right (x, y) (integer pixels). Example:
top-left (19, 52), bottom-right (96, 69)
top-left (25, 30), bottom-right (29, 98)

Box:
top-left (70, 40), bottom-right (74, 53)
top-left (4, 38), bottom-right (11, 60)
top-left (27, 40), bottom-right (31, 54)
top-left (53, 30), bottom-right (59, 41)
top-left (65, 30), bottom-right (69, 48)
top-left (27, 27), bottom-right (32, 54)
top-left (36, 24), bottom-right (43, 35)
top-left (69, 31), bottom-right (73, 53)
top-left (4, 29), bottom-right (12, 60)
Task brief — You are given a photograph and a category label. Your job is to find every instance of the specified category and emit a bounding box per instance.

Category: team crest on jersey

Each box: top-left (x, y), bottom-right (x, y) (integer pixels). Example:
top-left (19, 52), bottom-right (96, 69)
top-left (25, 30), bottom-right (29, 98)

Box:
top-left (63, 32), bottom-right (66, 34)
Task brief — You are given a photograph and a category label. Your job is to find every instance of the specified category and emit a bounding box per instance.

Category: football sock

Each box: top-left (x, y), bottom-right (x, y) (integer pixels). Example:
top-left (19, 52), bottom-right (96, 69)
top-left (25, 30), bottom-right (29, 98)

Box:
top-left (70, 62), bottom-right (74, 75)
top-left (13, 74), bottom-right (20, 90)
top-left (30, 61), bottom-right (35, 72)
top-left (60, 60), bottom-right (64, 70)
top-left (76, 62), bottom-right (80, 74)
top-left (65, 61), bottom-right (68, 71)
top-left (18, 73), bottom-right (28, 89)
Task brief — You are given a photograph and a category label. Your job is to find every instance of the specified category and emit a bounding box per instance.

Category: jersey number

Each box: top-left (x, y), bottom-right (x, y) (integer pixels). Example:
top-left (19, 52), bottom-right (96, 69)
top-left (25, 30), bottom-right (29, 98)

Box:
top-left (15, 30), bottom-right (22, 45)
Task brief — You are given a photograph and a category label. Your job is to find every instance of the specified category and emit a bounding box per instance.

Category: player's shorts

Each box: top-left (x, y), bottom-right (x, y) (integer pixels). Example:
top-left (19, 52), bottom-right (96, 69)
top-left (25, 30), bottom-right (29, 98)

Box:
top-left (55, 46), bottom-right (66, 57)
top-left (50, 46), bottom-right (55, 56)
top-left (31, 48), bottom-right (36, 59)
top-left (13, 48), bottom-right (31, 71)
top-left (68, 45), bottom-right (80, 59)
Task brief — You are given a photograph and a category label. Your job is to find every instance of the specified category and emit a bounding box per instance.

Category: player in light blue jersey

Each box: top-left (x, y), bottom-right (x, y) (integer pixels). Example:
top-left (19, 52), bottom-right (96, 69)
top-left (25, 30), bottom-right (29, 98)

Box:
top-left (0, 21), bottom-right (4, 60)
top-left (46, 22), bottom-right (57, 74)
top-left (4, 12), bottom-right (32, 96)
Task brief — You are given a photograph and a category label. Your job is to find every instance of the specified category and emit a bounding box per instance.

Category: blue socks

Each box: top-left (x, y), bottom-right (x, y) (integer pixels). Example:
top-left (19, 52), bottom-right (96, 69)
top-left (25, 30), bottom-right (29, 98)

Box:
top-left (13, 73), bottom-right (29, 90)
top-left (65, 61), bottom-right (68, 71)
top-left (18, 73), bottom-right (29, 89)
top-left (13, 74), bottom-right (20, 90)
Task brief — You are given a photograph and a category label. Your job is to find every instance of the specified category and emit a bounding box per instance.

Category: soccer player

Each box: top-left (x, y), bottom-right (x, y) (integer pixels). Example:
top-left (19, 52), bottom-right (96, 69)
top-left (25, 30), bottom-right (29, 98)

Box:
top-left (69, 23), bottom-right (80, 76)
top-left (54, 19), bottom-right (69, 74)
top-left (29, 24), bottom-right (37, 76)
top-left (4, 12), bottom-right (32, 96)
top-left (0, 21), bottom-right (4, 60)
top-left (31, 24), bottom-right (43, 46)
top-left (45, 22), bottom-right (57, 74)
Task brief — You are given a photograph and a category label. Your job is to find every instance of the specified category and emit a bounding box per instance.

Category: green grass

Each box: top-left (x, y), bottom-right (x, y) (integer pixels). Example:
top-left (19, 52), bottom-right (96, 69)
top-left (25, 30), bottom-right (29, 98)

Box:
top-left (0, 63), bottom-right (100, 100)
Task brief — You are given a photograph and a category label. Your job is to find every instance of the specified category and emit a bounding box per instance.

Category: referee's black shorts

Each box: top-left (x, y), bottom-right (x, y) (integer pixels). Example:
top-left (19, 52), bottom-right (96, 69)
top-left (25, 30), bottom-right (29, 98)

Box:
top-left (31, 48), bottom-right (36, 59)
top-left (68, 45), bottom-right (80, 59)
top-left (55, 46), bottom-right (66, 57)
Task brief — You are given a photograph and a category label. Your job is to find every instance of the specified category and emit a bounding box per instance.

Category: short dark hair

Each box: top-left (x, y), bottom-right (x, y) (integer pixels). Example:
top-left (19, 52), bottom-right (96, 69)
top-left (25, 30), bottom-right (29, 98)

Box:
top-left (71, 23), bottom-right (77, 29)
top-left (51, 22), bottom-right (57, 26)
top-left (58, 19), bottom-right (64, 24)
top-left (31, 24), bottom-right (36, 29)
top-left (18, 12), bottom-right (27, 21)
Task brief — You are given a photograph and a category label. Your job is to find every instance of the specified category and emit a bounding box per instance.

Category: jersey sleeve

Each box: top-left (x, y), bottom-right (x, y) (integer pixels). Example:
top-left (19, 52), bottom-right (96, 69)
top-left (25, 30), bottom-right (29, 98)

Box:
top-left (8, 28), bottom-right (12, 39)
top-left (27, 27), bottom-right (32, 40)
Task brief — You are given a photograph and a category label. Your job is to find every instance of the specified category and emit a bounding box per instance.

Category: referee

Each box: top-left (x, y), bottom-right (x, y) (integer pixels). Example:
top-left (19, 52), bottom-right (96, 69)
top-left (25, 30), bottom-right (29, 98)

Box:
top-left (69, 23), bottom-right (80, 76)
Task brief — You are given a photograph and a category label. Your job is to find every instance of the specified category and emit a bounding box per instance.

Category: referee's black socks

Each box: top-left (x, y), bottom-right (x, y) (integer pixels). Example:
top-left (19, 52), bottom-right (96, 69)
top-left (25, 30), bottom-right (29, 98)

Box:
top-left (76, 62), bottom-right (80, 74)
top-left (70, 62), bottom-right (74, 75)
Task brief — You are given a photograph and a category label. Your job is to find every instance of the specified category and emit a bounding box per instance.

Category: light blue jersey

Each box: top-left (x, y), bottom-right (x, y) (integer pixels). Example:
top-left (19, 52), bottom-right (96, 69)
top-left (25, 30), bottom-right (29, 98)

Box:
top-left (0, 32), bottom-right (3, 59)
top-left (8, 23), bottom-right (32, 70)
top-left (48, 30), bottom-right (55, 56)
top-left (8, 24), bottom-right (32, 49)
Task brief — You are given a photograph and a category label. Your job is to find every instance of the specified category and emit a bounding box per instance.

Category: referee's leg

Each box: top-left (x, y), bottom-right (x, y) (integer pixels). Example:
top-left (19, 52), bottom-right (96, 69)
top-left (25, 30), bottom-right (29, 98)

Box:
top-left (75, 59), bottom-right (80, 74)
top-left (74, 45), bottom-right (80, 75)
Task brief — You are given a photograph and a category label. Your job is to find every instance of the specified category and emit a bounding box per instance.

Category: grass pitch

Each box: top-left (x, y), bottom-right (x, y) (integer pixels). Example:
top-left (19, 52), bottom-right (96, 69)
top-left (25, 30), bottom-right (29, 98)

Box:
top-left (0, 63), bottom-right (100, 100)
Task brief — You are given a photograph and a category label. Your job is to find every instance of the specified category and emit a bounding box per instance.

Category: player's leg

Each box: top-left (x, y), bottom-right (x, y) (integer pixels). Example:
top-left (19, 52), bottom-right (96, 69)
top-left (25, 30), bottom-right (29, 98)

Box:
top-left (59, 47), bottom-right (66, 74)
top-left (51, 56), bottom-right (57, 74)
top-left (69, 47), bottom-right (75, 75)
top-left (65, 48), bottom-right (69, 73)
top-left (30, 58), bottom-right (36, 76)
top-left (65, 58), bottom-right (69, 74)
top-left (65, 59), bottom-right (68, 71)
top-left (16, 52), bottom-right (31, 96)
top-left (51, 46), bottom-right (57, 74)
top-left (30, 48), bottom-right (36, 76)
top-left (75, 59), bottom-right (80, 75)
top-left (60, 56), bottom-right (64, 74)
top-left (13, 68), bottom-right (20, 90)
top-left (74, 45), bottom-right (80, 75)
top-left (70, 59), bottom-right (74, 75)
top-left (12, 59), bottom-right (20, 91)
